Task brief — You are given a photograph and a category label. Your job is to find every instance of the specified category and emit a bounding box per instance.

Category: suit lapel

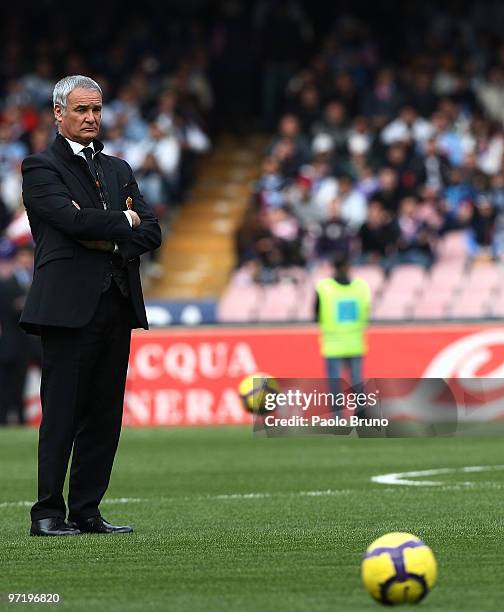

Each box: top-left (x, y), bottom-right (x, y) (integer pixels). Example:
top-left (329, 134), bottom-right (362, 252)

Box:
top-left (50, 136), bottom-right (101, 208)
top-left (60, 156), bottom-right (101, 207)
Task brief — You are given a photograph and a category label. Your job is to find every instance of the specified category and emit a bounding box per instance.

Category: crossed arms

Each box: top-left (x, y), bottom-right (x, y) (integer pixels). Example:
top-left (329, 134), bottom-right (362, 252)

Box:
top-left (22, 156), bottom-right (162, 261)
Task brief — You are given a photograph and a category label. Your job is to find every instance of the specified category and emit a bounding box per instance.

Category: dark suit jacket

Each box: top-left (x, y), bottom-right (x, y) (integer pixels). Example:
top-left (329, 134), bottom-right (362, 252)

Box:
top-left (20, 134), bottom-right (162, 334)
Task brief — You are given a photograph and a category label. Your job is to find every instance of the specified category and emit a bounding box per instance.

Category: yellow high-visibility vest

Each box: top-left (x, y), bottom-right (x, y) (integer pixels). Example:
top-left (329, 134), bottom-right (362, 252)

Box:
top-left (316, 277), bottom-right (371, 357)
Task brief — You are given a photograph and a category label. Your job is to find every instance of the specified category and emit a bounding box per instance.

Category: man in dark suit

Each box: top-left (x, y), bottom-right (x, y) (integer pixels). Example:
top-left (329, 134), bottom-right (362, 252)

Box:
top-left (0, 244), bottom-right (40, 426)
top-left (21, 75), bottom-right (162, 536)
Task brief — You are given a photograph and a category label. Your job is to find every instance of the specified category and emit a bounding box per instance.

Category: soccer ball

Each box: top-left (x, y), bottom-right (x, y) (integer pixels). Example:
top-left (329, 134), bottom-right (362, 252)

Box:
top-left (361, 532), bottom-right (437, 605)
top-left (238, 373), bottom-right (280, 413)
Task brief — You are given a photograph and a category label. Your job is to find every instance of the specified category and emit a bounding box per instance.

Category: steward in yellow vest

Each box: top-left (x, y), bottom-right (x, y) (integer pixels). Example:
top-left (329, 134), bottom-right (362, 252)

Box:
top-left (316, 275), bottom-right (370, 358)
top-left (314, 254), bottom-right (371, 396)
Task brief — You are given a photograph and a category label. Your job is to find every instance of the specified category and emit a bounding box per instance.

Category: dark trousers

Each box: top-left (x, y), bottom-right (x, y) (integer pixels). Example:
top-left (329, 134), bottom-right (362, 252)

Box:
top-left (0, 358), bottom-right (29, 425)
top-left (31, 283), bottom-right (132, 522)
top-left (325, 356), bottom-right (365, 417)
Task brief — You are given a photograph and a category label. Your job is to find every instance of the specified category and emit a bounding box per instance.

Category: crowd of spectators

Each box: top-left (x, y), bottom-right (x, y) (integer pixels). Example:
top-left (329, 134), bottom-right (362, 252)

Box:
top-left (0, 7), bottom-right (214, 281)
top-left (237, 4), bottom-right (504, 282)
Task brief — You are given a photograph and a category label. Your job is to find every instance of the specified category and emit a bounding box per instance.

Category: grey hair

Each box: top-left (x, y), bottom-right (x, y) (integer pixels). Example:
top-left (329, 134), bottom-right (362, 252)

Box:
top-left (53, 75), bottom-right (102, 110)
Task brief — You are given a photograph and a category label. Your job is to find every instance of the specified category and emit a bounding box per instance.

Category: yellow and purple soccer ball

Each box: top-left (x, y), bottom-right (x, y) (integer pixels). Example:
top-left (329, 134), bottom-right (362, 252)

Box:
top-left (361, 532), bottom-right (437, 605)
top-left (238, 373), bottom-right (280, 413)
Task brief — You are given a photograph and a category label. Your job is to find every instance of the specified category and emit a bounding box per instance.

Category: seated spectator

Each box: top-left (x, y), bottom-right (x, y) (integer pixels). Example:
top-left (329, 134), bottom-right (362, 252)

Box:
top-left (460, 149), bottom-right (487, 187)
top-left (0, 122), bottom-right (27, 183)
top-left (294, 158), bottom-right (339, 219)
top-left (104, 83), bottom-right (148, 141)
top-left (287, 175), bottom-right (326, 228)
top-left (0, 159), bottom-right (22, 216)
top-left (175, 113), bottom-right (211, 201)
top-left (161, 57), bottom-right (214, 116)
top-left (271, 137), bottom-right (305, 179)
top-left (0, 194), bottom-right (10, 233)
top-left (404, 71), bottom-right (438, 117)
top-left (390, 196), bottom-right (437, 269)
top-left (467, 194), bottom-right (497, 261)
top-left (235, 208), bottom-right (282, 282)
top-left (355, 164), bottom-right (380, 199)
top-left (433, 54), bottom-right (459, 97)
top-left (311, 133), bottom-right (335, 163)
top-left (311, 100), bottom-right (349, 154)
top-left (235, 208), bottom-right (267, 267)
top-left (252, 156), bottom-right (286, 208)
top-left (345, 116), bottom-right (374, 167)
top-left (152, 90), bottom-right (178, 133)
top-left (489, 172), bottom-right (504, 212)
top-left (372, 167), bottom-right (403, 214)
top-left (475, 66), bottom-right (504, 124)
top-left (361, 67), bottom-right (404, 129)
top-left (269, 113), bottom-right (311, 162)
top-left (383, 142), bottom-right (425, 194)
top-left (313, 199), bottom-right (352, 261)
top-left (475, 123), bottom-right (504, 177)
top-left (334, 173), bottom-right (367, 230)
top-left (336, 133), bottom-right (372, 180)
top-left (127, 121), bottom-right (181, 203)
top-left (430, 110), bottom-right (464, 167)
top-left (292, 85), bottom-right (321, 133)
top-left (20, 59), bottom-right (54, 109)
top-left (332, 72), bottom-right (359, 119)
top-left (102, 123), bottom-right (130, 159)
top-left (421, 137), bottom-right (451, 192)
top-left (440, 167), bottom-right (475, 232)
top-left (381, 105), bottom-right (432, 147)
top-left (356, 200), bottom-right (400, 265)
top-left (24, 126), bottom-right (52, 156)
top-left (135, 153), bottom-right (168, 220)
top-left (265, 206), bottom-right (304, 267)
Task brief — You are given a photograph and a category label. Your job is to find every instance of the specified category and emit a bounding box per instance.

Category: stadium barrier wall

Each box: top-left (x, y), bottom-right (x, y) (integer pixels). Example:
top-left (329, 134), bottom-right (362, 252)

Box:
top-left (25, 323), bottom-right (504, 426)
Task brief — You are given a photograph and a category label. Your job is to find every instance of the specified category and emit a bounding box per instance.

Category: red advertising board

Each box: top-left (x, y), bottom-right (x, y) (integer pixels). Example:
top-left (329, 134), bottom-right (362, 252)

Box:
top-left (25, 323), bottom-right (504, 426)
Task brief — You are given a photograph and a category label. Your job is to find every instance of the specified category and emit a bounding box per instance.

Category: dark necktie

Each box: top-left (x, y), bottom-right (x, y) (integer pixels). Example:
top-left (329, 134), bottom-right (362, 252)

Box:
top-left (82, 146), bottom-right (107, 209)
top-left (82, 146), bottom-right (96, 176)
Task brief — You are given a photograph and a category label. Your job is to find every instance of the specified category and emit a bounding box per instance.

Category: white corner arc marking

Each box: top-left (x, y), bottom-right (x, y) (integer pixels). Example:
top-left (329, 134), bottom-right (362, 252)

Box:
top-left (372, 465), bottom-right (504, 486)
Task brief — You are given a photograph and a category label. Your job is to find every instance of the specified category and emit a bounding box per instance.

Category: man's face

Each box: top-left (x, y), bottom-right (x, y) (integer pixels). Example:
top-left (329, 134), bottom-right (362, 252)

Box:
top-left (54, 87), bottom-right (102, 145)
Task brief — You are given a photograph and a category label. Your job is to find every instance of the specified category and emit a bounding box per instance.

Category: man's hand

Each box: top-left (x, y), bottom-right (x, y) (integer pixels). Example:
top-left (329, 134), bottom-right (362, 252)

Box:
top-left (128, 210), bottom-right (141, 228)
top-left (78, 240), bottom-right (115, 252)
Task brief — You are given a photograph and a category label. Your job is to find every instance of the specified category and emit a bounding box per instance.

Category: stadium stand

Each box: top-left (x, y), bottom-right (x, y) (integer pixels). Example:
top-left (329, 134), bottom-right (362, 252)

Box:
top-left (149, 134), bottom-right (264, 299)
top-left (214, 4), bottom-right (504, 323)
top-left (2, 2), bottom-right (504, 324)
top-left (218, 235), bottom-right (504, 323)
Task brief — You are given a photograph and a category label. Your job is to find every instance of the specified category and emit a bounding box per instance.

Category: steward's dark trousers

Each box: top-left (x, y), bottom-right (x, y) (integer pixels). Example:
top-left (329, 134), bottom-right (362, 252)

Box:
top-left (31, 283), bottom-right (132, 521)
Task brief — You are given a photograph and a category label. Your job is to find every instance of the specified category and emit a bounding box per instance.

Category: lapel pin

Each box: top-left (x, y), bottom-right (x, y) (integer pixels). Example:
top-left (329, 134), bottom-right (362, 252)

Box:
top-left (126, 196), bottom-right (133, 210)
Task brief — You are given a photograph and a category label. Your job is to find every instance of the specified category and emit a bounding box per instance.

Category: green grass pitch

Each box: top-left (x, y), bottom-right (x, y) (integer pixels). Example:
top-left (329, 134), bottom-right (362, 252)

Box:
top-left (0, 426), bottom-right (503, 611)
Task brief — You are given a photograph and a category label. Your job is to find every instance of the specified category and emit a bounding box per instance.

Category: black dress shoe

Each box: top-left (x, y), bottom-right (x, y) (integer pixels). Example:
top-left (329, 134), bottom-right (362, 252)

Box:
top-left (30, 518), bottom-right (82, 537)
top-left (67, 516), bottom-right (133, 534)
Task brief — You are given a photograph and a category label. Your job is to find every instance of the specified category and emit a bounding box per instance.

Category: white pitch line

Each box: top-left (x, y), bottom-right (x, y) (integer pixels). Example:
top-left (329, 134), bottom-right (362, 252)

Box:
top-left (0, 500), bottom-right (33, 508)
top-left (372, 465), bottom-right (504, 486)
top-left (0, 497), bottom-right (144, 509)
top-left (3, 480), bottom-right (504, 511)
top-left (0, 489), bottom-right (354, 510)
top-left (164, 489), bottom-right (354, 503)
